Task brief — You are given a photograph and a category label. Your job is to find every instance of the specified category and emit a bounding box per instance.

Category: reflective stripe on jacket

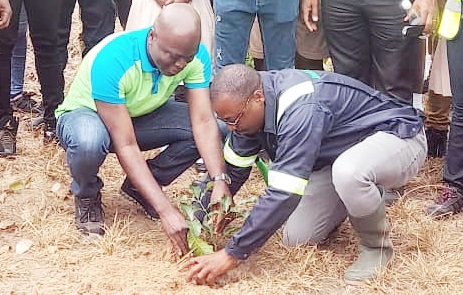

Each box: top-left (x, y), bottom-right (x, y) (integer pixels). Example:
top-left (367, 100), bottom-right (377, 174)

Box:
top-left (439, 0), bottom-right (462, 39)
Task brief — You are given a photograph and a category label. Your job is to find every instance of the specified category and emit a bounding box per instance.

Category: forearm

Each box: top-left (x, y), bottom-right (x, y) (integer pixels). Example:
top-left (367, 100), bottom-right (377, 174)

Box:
top-left (225, 189), bottom-right (301, 260)
top-left (192, 114), bottom-right (227, 177)
top-left (227, 163), bottom-right (252, 195)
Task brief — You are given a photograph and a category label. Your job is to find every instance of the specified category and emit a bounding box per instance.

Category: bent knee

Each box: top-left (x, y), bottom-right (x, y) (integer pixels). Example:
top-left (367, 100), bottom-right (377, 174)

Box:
top-left (282, 226), bottom-right (329, 246)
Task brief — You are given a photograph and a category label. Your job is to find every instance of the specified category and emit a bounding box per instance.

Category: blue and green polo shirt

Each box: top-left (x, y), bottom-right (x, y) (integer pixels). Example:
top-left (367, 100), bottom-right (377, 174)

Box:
top-left (55, 27), bottom-right (212, 118)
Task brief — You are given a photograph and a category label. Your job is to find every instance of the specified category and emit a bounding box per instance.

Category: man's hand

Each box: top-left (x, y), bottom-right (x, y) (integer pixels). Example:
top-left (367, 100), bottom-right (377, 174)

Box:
top-left (209, 181), bottom-right (235, 234)
top-left (300, 0), bottom-right (320, 32)
top-left (159, 204), bottom-right (189, 257)
top-left (183, 249), bottom-right (238, 285)
top-left (0, 0), bottom-right (12, 29)
top-left (404, 0), bottom-right (437, 34)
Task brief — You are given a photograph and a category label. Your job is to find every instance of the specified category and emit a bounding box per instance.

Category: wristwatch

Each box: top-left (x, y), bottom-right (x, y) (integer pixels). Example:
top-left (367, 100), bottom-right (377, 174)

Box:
top-left (211, 173), bottom-right (231, 185)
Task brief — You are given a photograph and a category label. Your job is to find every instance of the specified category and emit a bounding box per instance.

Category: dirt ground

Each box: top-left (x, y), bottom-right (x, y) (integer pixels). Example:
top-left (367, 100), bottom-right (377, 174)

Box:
top-left (1, 8), bottom-right (463, 295)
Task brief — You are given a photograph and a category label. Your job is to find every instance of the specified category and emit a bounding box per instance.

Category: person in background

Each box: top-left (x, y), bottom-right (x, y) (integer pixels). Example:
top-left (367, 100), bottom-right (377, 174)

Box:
top-left (1, 0), bottom-right (64, 154)
top-left (116, 0), bottom-right (132, 29)
top-left (426, 0), bottom-right (463, 217)
top-left (295, 14), bottom-right (329, 71)
top-left (424, 38), bottom-right (452, 158)
top-left (214, 0), bottom-right (298, 71)
top-left (9, 4), bottom-right (42, 114)
top-left (300, 0), bottom-right (435, 105)
top-left (183, 64), bottom-right (427, 285)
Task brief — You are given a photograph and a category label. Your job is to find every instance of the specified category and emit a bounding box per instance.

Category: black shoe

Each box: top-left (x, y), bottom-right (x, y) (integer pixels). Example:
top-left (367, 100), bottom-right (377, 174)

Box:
top-left (44, 122), bottom-right (57, 144)
top-left (0, 117), bottom-right (19, 157)
top-left (10, 92), bottom-right (42, 114)
top-left (120, 178), bottom-right (159, 220)
top-left (75, 193), bottom-right (105, 235)
top-left (426, 127), bottom-right (448, 158)
top-left (426, 184), bottom-right (463, 217)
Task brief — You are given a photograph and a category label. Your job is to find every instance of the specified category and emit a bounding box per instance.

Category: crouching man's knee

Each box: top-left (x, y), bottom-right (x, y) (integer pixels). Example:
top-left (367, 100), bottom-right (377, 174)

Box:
top-left (282, 223), bottom-right (332, 246)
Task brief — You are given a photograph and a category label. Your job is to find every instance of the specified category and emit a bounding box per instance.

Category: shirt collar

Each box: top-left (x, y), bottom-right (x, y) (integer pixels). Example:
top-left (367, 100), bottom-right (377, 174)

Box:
top-left (259, 71), bottom-right (278, 134)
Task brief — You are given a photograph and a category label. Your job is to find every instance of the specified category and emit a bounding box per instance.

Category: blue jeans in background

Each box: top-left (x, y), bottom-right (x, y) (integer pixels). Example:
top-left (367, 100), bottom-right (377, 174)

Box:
top-left (57, 101), bottom-right (202, 199)
top-left (214, 0), bottom-right (298, 72)
top-left (10, 4), bottom-right (27, 97)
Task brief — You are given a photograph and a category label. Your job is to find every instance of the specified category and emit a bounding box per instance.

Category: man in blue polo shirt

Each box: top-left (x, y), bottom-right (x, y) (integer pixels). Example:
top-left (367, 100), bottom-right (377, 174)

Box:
top-left (55, 3), bottom-right (231, 256)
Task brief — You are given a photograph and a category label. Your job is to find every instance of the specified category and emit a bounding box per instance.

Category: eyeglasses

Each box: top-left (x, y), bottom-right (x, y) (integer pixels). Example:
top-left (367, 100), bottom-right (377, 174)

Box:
top-left (217, 95), bottom-right (252, 127)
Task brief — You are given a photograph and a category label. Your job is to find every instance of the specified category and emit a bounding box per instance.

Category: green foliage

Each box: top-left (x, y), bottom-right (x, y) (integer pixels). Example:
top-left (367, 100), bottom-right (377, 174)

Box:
top-left (179, 181), bottom-right (242, 256)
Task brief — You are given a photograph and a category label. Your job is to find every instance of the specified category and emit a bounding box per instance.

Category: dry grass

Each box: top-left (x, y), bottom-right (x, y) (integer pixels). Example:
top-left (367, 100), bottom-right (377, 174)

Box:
top-left (1, 6), bottom-right (463, 295)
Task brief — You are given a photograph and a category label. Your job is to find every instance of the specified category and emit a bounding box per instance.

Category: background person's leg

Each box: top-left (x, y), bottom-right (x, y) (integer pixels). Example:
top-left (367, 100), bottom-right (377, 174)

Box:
top-left (259, 10), bottom-right (297, 70)
top-left (10, 3), bottom-right (27, 98)
top-left (78, 0), bottom-right (116, 56)
top-left (322, 0), bottom-right (370, 85)
top-left (25, 0), bottom-right (65, 141)
top-left (214, 1), bottom-right (254, 71)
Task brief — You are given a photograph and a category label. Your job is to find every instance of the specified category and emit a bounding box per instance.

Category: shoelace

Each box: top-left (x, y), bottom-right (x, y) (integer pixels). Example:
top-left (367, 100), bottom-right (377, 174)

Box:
top-left (0, 128), bottom-right (15, 145)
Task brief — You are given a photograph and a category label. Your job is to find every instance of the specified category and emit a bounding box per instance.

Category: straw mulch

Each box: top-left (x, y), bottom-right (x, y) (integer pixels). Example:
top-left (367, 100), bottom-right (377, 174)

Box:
top-left (1, 8), bottom-right (463, 295)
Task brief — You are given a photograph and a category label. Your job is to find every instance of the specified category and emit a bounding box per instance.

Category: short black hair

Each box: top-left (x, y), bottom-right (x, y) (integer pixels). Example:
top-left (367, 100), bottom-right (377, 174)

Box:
top-left (211, 64), bottom-right (261, 103)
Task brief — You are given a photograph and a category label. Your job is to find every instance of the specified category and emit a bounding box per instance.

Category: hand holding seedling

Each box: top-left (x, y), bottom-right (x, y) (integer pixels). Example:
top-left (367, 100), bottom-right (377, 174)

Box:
top-left (208, 179), bottom-right (235, 233)
top-left (159, 204), bottom-right (189, 257)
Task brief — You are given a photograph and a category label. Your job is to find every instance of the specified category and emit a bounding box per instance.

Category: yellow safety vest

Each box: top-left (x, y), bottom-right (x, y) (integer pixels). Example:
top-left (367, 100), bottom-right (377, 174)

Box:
top-left (439, 0), bottom-right (462, 39)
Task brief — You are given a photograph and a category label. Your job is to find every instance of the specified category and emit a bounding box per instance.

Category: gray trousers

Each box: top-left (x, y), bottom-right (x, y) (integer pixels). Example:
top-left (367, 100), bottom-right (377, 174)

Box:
top-left (283, 129), bottom-right (427, 246)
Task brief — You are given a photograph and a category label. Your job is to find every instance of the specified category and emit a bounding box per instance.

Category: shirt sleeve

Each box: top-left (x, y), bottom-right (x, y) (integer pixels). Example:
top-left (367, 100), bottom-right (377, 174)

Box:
top-left (90, 39), bottom-right (132, 104)
top-left (225, 101), bottom-right (334, 260)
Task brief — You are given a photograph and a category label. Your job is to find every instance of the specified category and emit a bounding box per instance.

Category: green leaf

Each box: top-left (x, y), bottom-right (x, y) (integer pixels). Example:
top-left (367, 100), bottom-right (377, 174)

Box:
top-left (8, 180), bottom-right (23, 191)
top-left (179, 203), bottom-right (196, 221)
top-left (205, 181), bottom-right (214, 192)
top-left (187, 230), bottom-right (214, 256)
top-left (190, 185), bottom-right (201, 199)
top-left (187, 219), bottom-right (203, 237)
top-left (222, 195), bottom-right (232, 213)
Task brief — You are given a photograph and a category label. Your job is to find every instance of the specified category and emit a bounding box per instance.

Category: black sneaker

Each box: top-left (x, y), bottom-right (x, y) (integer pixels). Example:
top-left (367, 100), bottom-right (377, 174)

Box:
top-left (120, 178), bottom-right (159, 220)
top-left (0, 117), bottom-right (19, 157)
top-left (426, 184), bottom-right (463, 217)
top-left (75, 193), bottom-right (105, 235)
top-left (10, 92), bottom-right (42, 114)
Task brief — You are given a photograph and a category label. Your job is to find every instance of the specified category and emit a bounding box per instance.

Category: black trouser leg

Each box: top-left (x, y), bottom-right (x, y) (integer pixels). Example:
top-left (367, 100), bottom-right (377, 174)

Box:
top-left (25, 0), bottom-right (65, 127)
top-left (78, 0), bottom-right (116, 56)
top-left (444, 13), bottom-right (463, 189)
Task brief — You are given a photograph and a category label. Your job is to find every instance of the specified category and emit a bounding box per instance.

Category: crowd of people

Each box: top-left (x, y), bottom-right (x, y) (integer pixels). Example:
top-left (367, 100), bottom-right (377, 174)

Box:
top-left (0, 0), bottom-right (462, 287)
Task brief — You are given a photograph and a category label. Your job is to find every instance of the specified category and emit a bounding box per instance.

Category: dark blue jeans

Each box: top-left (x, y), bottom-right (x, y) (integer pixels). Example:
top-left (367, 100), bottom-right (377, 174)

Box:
top-left (10, 4), bottom-right (27, 97)
top-left (444, 13), bottom-right (463, 189)
top-left (214, 0), bottom-right (298, 71)
top-left (57, 101), bottom-right (202, 199)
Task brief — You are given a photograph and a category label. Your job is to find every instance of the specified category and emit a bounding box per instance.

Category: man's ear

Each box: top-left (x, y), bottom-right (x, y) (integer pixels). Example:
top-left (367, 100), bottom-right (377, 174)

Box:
top-left (253, 89), bottom-right (265, 102)
top-left (149, 27), bottom-right (158, 42)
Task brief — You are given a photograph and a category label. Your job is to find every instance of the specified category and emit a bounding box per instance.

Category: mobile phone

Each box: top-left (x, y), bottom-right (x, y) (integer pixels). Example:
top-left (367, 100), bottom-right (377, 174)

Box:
top-left (402, 25), bottom-right (424, 37)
